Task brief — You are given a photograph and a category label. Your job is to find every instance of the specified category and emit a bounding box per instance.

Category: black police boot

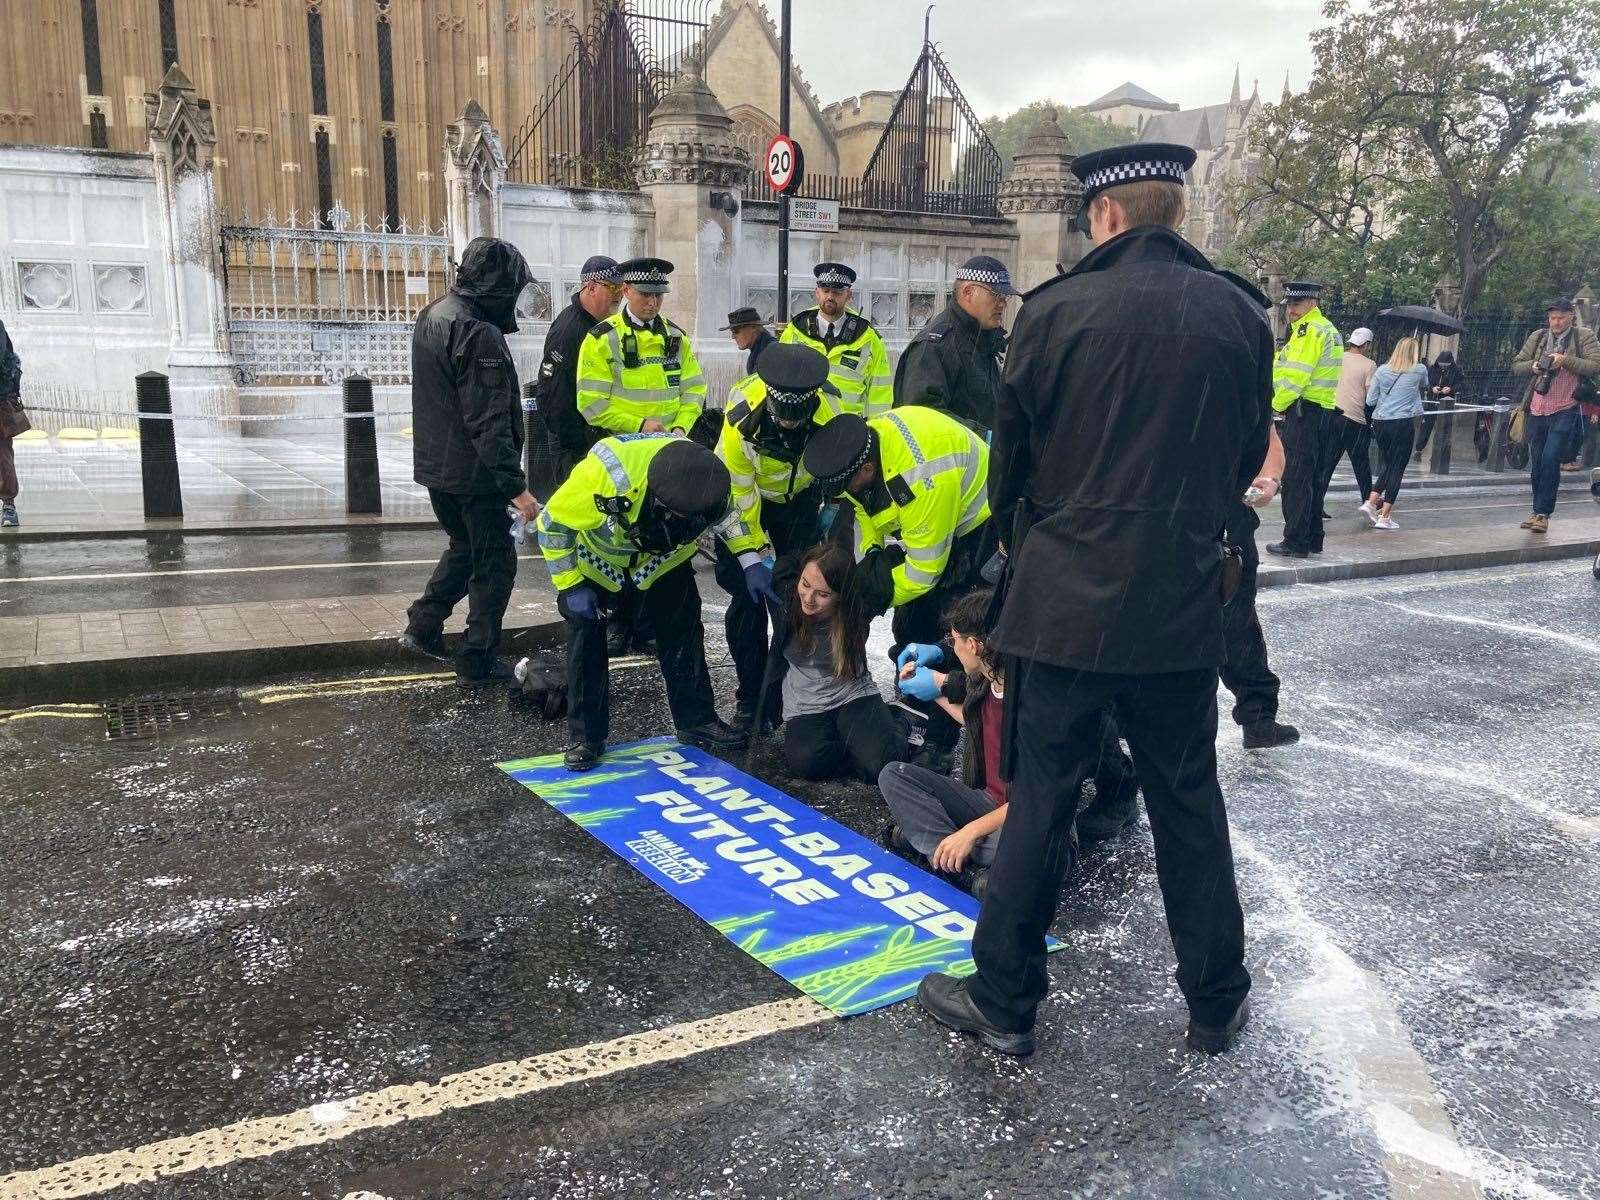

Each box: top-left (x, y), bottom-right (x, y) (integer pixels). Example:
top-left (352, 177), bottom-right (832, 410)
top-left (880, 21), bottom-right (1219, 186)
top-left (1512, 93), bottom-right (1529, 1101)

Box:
top-left (916, 972), bottom-right (1034, 1056)
top-left (1186, 996), bottom-right (1250, 1055)
top-left (1264, 542), bottom-right (1309, 559)
top-left (604, 622), bottom-right (631, 657)
top-left (1243, 720), bottom-right (1300, 750)
top-left (1076, 787), bottom-right (1141, 846)
top-left (399, 628), bottom-right (449, 662)
top-left (563, 740), bottom-right (605, 772)
top-left (910, 743), bottom-right (956, 777)
top-left (456, 659), bottom-right (516, 688)
top-left (675, 718), bottom-right (749, 755)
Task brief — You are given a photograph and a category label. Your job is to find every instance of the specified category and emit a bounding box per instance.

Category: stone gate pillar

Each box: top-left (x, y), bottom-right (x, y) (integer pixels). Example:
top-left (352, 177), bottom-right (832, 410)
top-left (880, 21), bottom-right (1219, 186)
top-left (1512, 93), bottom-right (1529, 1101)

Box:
top-left (145, 64), bottom-right (239, 424)
top-left (634, 54), bottom-right (751, 338)
top-left (996, 108), bottom-right (1087, 292)
top-left (444, 100), bottom-right (506, 260)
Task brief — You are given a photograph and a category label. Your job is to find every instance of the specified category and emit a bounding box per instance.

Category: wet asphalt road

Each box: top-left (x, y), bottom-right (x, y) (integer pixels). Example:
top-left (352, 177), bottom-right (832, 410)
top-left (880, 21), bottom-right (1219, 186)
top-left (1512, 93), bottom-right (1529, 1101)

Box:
top-left (2, 561), bottom-right (1598, 1198)
top-left (0, 478), bottom-right (1587, 618)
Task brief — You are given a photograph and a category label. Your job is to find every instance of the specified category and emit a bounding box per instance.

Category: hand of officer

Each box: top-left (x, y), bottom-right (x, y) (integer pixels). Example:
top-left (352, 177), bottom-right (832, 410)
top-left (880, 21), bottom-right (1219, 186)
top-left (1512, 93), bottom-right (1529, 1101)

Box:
top-left (897, 665), bottom-right (942, 702)
top-left (743, 561), bottom-right (780, 606)
top-left (1246, 476), bottom-right (1280, 507)
top-left (562, 586), bottom-right (601, 621)
top-left (641, 418), bottom-right (667, 433)
top-left (511, 490), bottom-right (540, 521)
top-left (895, 643), bottom-right (944, 672)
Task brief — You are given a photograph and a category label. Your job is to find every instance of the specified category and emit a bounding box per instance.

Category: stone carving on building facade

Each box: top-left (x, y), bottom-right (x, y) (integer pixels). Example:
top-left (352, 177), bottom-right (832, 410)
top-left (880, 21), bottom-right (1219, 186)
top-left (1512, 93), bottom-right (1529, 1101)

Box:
top-left (92, 264), bottom-right (150, 313)
top-left (997, 107), bottom-right (1082, 217)
top-left (18, 262), bottom-right (75, 311)
top-left (144, 63), bottom-right (218, 178)
top-left (635, 52), bottom-right (752, 189)
top-left (444, 99), bottom-right (508, 199)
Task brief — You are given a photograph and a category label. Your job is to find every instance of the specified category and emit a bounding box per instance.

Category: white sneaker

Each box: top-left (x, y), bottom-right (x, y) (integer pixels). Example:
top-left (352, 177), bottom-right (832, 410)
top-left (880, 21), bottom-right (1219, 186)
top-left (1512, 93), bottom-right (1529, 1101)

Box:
top-left (1374, 516), bottom-right (1399, 530)
top-left (1358, 500), bottom-right (1377, 522)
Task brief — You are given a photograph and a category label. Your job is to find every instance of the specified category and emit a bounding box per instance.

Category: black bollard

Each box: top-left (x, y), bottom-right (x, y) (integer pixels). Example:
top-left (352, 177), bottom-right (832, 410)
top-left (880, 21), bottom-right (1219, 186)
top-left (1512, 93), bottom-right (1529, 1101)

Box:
top-left (135, 370), bottom-right (183, 521)
top-left (342, 374), bottom-right (382, 515)
top-left (1486, 403), bottom-right (1511, 472)
top-left (1427, 393), bottom-right (1454, 475)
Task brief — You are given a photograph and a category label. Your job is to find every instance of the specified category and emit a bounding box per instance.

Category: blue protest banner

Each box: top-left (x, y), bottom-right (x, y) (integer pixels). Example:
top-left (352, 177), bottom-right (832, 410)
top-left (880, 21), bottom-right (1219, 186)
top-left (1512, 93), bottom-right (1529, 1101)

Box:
top-left (497, 738), bottom-right (1060, 1015)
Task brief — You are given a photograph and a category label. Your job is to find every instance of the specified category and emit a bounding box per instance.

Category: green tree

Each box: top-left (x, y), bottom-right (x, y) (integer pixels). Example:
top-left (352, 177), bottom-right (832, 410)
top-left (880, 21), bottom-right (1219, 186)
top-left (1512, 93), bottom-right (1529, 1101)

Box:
top-left (983, 102), bottom-right (1134, 176)
top-left (1231, 0), bottom-right (1600, 315)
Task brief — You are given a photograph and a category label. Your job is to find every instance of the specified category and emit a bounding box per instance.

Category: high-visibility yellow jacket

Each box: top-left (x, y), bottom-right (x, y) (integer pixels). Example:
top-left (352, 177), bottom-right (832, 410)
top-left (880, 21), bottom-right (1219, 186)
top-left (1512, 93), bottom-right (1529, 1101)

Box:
top-left (780, 308), bottom-right (892, 420)
top-left (716, 374), bottom-right (835, 541)
top-left (844, 406), bottom-right (990, 607)
top-left (576, 310), bottom-right (706, 435)
top-left (1272, 305), bottom-right (1343, 412)
top-left (536, 434), bottom-right (761, 593)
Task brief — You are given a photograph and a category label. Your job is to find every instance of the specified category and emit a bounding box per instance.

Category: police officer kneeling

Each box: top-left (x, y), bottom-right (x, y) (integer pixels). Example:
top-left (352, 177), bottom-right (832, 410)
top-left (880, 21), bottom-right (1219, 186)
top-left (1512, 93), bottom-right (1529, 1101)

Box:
top-left (715, 342), bottom-right (837, 728)
top-left (536, 435), bottom-right (775, 771)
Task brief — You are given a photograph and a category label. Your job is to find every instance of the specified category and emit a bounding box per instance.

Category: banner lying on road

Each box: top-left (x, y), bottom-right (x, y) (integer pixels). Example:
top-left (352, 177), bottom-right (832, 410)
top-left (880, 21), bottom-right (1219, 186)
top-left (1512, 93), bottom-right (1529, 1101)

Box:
top-left (497, 738), bottom-right (1059, 1015)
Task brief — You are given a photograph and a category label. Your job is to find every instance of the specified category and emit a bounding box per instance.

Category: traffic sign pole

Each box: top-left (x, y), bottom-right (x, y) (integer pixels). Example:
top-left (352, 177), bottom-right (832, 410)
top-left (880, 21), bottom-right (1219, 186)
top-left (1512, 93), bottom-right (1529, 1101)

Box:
top-left (778, 0), bottom-right (791, 321)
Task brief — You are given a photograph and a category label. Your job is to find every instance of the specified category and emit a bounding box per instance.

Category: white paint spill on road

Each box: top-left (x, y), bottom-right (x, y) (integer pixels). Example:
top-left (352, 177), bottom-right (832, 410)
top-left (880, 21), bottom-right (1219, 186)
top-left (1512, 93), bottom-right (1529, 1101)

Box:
top-left (0, 997), bottom-right (832, 1199)
top-left (1368, 1102), bottom-right (1575, 1200)
top-left (1295, 737), bottom-right (1600, 840)
top-left (1237, 838), bottom-right (1486, 1200)
top-left (1306, 584), bottom-right (1600, 659)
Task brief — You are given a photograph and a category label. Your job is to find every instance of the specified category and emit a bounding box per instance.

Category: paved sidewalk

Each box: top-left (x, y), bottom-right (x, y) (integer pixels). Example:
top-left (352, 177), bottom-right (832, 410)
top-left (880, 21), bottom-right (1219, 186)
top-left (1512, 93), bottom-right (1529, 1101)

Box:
top-left (0, 587), bottom-right (560, 702)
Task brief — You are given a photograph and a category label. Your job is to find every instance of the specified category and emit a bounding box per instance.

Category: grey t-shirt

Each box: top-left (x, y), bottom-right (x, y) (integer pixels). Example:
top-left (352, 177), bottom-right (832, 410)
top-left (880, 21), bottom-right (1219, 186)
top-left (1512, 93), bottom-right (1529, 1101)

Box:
top-left (781, 623), bottom-right (881, 717)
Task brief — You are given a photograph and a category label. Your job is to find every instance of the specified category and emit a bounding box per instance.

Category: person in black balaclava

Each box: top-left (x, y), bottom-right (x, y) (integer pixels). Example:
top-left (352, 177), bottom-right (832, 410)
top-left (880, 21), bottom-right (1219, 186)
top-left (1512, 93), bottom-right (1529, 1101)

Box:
top-left (401, 236), bottom-right (540, 686)
top-left (1416, 350), bottom-right (1465, 459)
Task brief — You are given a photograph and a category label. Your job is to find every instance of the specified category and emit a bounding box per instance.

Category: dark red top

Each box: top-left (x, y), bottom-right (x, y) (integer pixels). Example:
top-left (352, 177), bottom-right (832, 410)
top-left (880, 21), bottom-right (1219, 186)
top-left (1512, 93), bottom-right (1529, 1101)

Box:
top-left (979, 687), bottom-right (1007, 807)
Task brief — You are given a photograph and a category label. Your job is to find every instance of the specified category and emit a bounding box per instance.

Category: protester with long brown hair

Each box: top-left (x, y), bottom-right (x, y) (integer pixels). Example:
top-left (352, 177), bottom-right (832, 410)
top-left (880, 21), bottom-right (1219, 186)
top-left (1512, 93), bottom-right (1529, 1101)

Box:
top-left (775, 543), bottom-right (906, 781)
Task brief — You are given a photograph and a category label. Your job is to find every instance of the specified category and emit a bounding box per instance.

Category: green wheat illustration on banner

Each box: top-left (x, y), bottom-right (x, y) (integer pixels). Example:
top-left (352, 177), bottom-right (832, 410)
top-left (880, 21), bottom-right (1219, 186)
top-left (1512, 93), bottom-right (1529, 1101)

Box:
top-left (568, 805), bottom-right (639, 828)
top-left (521, 766), bottom-right (651, 803)
top-left (740, 923), bottom-right (890, 968)
top-left (792, 926), bottom-right (974, 1013)
top-left (711, 911), bottom-right (776, 936)
top-left (499, 737), bottom-right (676, 773)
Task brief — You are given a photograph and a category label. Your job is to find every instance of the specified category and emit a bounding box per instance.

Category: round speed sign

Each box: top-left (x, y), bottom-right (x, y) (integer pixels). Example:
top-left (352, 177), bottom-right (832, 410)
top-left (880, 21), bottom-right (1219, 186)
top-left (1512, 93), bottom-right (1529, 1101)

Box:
top-left (764, 134), bottom-right (804, 195)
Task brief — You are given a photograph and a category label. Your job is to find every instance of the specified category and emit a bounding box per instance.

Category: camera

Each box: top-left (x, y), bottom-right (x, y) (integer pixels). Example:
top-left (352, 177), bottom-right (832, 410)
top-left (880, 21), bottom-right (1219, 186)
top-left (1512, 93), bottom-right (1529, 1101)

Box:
top-left (1532, 354), bottom-right (1558, 395)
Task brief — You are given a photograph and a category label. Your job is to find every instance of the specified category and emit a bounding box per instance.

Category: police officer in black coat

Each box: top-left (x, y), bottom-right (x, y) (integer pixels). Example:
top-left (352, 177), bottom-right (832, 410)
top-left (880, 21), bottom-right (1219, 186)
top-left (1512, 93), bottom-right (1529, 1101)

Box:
top-left (917, 144), bottom-right (1269, 1058)
top-left (530, 256), bottom-right (622, 493)
top-left (402, 236), bottom-right (539, 685)
top-left (892, 255), bottom-right (1011, 432)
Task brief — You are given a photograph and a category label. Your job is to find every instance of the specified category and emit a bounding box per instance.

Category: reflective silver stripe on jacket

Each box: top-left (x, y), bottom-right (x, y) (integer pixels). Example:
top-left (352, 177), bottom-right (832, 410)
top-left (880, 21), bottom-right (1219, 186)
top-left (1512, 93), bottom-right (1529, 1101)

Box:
top-left (591, 443), bottom-right (634, 493)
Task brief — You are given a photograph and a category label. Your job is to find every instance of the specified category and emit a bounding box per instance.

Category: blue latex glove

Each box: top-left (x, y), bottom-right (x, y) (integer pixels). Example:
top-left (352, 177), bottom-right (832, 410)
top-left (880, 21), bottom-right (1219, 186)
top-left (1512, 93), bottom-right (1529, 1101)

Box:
top-left (895, 642), bottom-right (944, 672)
top-left (743, 560), bottom-right (780, 605)
top-left (563, 586), bottom-right (601, 621)
top-left (898, 665), bottom-right (942, 702)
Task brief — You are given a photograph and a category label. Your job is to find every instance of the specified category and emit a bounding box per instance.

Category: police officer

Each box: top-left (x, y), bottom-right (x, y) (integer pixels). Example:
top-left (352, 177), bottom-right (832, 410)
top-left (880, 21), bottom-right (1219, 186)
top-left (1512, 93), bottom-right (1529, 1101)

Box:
top-left (715, 343), bottom-right (837, 727)
top-left (802, 405), bottom-right (993, 760)
top-left (402, 236), bottom-right (540, 686)
top-left (893, 255), bottom-right (1012, 432)
top-left (780, 263), bottom-right (892, 420)
top-left (1266, 281), bottom-right (1343, 558)
top-left (721, 306), bottom-right (776, 374)
top-left (916, 143), bottom-right (1269, 1058)
top-left (536, 435), bottom-right (776, 771)
top-left (530, 256), bottom-right (622, 493)
top-left (576, 257), bottom-right (707, 437)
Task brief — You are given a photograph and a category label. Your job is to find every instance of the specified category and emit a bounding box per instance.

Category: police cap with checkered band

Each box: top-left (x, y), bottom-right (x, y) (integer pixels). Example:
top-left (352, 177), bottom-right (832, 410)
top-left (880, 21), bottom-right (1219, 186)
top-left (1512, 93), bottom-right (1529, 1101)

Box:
top-left (579, 255), bottom-right (620, 285)
top-left (1071, 141), bottom-right (1197, 210)
top-left (756, 342), bottom-right (837, 424)
top-left (616, 256), bottom-right (675, 294)
top-left (953, 255), bottom-right (1016, 297)
top-left (803, 412), bottom-right (875, 496)
top-left (813, 262), bottom-right (857, 289)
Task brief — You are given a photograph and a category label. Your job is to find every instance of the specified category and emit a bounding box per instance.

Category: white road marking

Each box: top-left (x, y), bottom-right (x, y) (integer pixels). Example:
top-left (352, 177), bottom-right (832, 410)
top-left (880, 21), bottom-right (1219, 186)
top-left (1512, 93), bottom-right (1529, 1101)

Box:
top-left (1309, 585), bottom-right (1600, 658)
top-left (0, 559), bottom-right (440, 585)
top-left (0, 997), bottom-right (832, 1199)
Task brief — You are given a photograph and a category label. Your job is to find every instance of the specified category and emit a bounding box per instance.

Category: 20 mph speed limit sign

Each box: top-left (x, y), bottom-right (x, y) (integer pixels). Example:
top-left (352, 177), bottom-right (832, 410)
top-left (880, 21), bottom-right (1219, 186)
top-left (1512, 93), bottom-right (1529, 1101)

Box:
top-left (765, 134), bottom-right (804, 195)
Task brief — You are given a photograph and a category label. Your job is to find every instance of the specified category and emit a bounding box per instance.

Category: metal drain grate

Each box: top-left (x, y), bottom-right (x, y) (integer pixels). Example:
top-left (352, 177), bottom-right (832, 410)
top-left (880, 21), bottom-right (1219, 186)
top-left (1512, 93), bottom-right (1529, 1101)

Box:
top-left (103, 693), bottom-right (237, 741)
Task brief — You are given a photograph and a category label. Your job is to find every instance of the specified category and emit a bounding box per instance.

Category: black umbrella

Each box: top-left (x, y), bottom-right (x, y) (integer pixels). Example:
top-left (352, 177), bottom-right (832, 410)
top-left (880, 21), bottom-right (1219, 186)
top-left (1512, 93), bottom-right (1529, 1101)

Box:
top-left (1376, 305), bottom-right (1465, 335)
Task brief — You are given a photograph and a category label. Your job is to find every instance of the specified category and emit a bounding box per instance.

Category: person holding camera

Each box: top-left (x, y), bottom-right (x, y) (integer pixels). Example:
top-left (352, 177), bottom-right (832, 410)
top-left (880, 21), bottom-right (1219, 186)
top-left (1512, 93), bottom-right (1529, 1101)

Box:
top-left (1512, 298), bottom-right (1600, 533)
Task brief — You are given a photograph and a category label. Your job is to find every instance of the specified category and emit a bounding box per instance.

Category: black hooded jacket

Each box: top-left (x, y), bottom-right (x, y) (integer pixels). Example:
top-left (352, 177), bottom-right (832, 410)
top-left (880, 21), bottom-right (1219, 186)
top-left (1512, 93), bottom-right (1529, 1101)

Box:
top-left (892, 298), bottom-right (1007, 432)
top-left (990, 224), bottom-right (1273, 674)
top-left (411, 237), bottom-right (533, 497)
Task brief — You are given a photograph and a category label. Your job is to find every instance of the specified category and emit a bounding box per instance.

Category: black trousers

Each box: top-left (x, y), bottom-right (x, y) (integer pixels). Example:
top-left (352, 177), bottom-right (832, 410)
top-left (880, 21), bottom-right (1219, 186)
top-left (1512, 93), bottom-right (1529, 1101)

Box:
top-left (1334, 414), bottom-right (1373, 500)
top-left (1220, 567), bottom-right (1279, 727)
top-left (1279, 404), bottom-right (1338, 552)
top-left (968, 658), bottom-right (1250, 1034)
top-left (782, 694), bottom-right (905, 782)
top-left (1372, 417), bottom-right (1415, 506)
top-left (713, 493), bottom-right (821, 713)
top-left (407, 489), bottom-right (517, 672)
top-left (890, 521), bottom-right (998, 751)
top-left (563, 561), bottom-right (717, 745)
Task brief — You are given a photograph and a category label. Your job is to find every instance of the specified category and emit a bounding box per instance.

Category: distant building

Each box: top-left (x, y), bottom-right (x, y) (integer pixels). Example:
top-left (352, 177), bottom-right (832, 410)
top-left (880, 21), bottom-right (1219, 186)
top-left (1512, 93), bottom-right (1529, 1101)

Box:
top-left (1084, 71), bottom-right (1264, 256)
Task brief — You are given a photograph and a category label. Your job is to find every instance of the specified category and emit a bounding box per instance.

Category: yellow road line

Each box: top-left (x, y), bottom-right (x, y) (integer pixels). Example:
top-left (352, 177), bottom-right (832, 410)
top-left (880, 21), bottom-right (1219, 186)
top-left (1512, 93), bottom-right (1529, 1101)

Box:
top-left (0, 997), bottom-right (832, 1199)
top-left (256, 681), bottom-right (454, 705)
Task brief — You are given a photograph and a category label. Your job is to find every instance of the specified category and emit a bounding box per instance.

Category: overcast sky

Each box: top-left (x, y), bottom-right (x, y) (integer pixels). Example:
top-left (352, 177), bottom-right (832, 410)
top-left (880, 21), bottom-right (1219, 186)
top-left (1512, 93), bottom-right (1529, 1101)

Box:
top-left (787, 0), bottom-right (1324, 117)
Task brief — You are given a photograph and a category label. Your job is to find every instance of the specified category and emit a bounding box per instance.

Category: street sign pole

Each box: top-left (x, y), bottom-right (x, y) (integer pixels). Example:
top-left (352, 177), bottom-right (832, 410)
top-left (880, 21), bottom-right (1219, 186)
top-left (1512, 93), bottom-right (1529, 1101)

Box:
top-left (777, 0), bottom-right (792, 322)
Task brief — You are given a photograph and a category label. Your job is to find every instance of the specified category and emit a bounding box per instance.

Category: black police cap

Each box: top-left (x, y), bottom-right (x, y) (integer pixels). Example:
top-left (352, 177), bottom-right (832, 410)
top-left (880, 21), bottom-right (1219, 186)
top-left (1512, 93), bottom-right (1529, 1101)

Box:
top-left (953, 255), bottom-right (1016, 297)
top-left (756, 343), bottom-right (830, 394)
top-left (813, 262), bottom-right (857, 288)
top-left (616, 257), bottom-right (675, 294)
top-left (579, 255), bottom-right (620, 284)
top-left (647, 438), bottom-right (730, 518)
top-left (1070, 141), bottom-right (1197, 207)
top-left (1284, 280), bottom-right (1322, 299)
top-left (803, 413), bottom-right (875, 495)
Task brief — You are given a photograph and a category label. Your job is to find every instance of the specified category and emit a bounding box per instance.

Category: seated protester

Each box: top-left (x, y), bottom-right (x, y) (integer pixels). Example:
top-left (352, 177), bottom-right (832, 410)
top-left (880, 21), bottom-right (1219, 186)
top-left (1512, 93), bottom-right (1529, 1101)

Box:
top-left (777, 543), bottom-right (907, 782)
top-left (877, 589), bottom-right (1010, 899)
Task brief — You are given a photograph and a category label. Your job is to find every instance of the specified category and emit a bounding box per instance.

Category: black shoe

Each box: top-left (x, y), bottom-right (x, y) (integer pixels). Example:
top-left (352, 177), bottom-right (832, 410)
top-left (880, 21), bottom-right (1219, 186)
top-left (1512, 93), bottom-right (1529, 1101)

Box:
top-left (399, 629), bottom-right (449, 661)
top-left (630, 633), bottom-right (657, 655)
top-left (736, 705), bottom-right (778, 735)
top-left (1242, 720), bottom-right (1300, 750)
top-left (876, 820), bottom-right (914, 854)
top-left (605, 624), bottom-right (631, 657)
top-left (1186, 996), bottom-right (1250, 1055)
top-left (1077, 809), bottom-right (1140, 846)
top-left (456, 659), bottom-right (516, 688)
top-left (1264, 542), bottom-right (1309, 559)
top-left (917, 972), bottom-right (1034, 1056)
top-left (563, 740), bottom-right (604, 772)
top-left (675, 718), bottom-right (749, 755)
top-left (959, 865), bottom-right (990, 901)
top-left (910, 744), bottom-right (955, 776)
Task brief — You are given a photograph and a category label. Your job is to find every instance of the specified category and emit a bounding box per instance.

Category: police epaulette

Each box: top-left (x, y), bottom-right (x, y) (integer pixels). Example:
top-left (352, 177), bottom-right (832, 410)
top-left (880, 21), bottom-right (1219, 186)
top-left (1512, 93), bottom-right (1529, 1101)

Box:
top-left (585, 321), bottom-right (611, 340)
